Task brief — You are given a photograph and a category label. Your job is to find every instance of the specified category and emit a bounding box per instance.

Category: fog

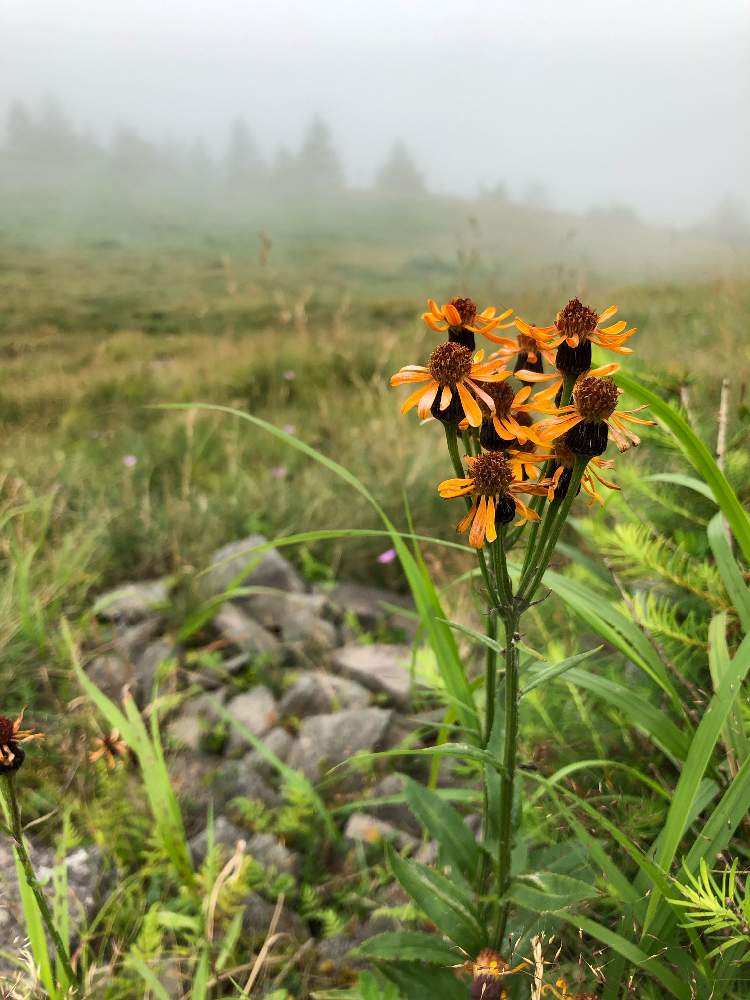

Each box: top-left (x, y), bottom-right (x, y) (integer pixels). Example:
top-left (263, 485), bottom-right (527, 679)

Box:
top-left (1, 0), bottom-right (748, 225)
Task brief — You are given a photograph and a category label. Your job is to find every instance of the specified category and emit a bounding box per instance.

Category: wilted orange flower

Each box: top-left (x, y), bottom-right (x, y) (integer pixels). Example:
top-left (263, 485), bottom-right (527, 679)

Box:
top-left (470, 949), bottom-right (528, 999)
top-left (0, 711), bottom-right (43, 774)
top-left (491, 320), bottom-right (557, 370)
top-left (520, 298), bottom-right (635, 355)
top-left (391, 344), bottom-right (512, 427)
top-left (547, 441), bottom-right (620, 506)
top-left (439, 452), bottom-right (551, 545)
top-left (533, 375), bottom-right (654, 454)
top-left (422, 297), bottom-right (513, 342)
top-left (89, 729), bottom-right (128, 769)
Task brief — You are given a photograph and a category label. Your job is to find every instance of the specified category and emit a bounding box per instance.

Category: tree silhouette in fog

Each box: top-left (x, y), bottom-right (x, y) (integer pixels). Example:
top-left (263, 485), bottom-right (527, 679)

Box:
top-left (375, 140), bottom-right (425, 196)
top-left (225, 117), bottom-right (265, 187)
top-left (295, 116), bottom-right (344, 192)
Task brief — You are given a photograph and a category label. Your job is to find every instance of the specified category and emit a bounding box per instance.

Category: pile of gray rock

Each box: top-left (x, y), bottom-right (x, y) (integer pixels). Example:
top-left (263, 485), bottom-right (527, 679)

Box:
top-left (0, 535), bottom-right (446, 991)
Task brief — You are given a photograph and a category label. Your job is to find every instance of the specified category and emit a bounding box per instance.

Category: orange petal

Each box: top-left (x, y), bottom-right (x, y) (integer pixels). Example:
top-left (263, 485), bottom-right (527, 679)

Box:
top-left (469, 495), bottom-right (488, 547)
top-left (417, 383), bottom-right (440, 419)
top-left (457, 383), bottom-right (482, 427)
top-left (597, 305), bottom-right (618, 324)
top-left (443, 303), bottom-right (461, 326)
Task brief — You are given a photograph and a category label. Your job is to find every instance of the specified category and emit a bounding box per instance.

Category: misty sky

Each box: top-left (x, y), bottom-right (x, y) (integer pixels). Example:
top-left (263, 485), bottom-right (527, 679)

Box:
top-left (2, 0), bottom-right (748, 223)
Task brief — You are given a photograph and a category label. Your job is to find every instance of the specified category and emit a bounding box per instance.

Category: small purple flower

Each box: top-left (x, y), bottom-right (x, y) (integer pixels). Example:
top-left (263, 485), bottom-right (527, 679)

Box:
top-left (271, 465), bottom-right (288, 479)
top-left (377, 548), bottom-right (397, 564)
top-left (282, 370), bottom-right (296, 381)
top-left (122, 455), bottom-right (138, 468)
top-left (283, 423), bottom-right (297, 435)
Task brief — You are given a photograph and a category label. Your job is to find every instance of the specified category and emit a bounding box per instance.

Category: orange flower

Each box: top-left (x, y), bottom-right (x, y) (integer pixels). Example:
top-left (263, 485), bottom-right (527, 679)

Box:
top-left (89, 729), bottom-right (128, 769)
top-left (439, 452), bottom-right (551, 546)
top-left (533, 375), bottom-right (654, 454)
top-left (0, 710), bottom-right (43, 774)
top-left (491, 320), bottom-right (557, 370)
top-left (547, 442), bottom-right (620, 506)
top-left (542, 977), bottom-right (599, 999)
top-left (422, 297), bottom-right (513, 344)
top-left (391, 343), bottom-right (512, 427)
top-left (518, 298), bottom-right (636, 355)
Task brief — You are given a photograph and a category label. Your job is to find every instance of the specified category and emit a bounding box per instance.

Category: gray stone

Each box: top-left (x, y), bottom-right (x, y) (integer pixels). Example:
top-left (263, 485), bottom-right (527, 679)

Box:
top-left (86, 652), bottom-right (132, 701)
top-left (241, 892), bottom-right (308, 944)
top-left (189, 817), bottom-right (246, 865)
top-left (166, 693), bottom-right (222, 752)
top-left (225, 687), bottom-right (278, 754)
top-left (332, 643), bottom-right (413, 708)
top-left (344, 812), bottom-right (416, 850)
top-left (367, 774), bottom-right (422, 837)
top-left (135, 638), bottom-right (177, 701)
top-left (213, 759), bottom-right (281, 809)
top-left (287, 709), bottom-right (393, 782)
top-left (246, 833), bottom-right (298, 876)
top-left (246, 591), bottom-right (338, 650)
top-left (95, 579), bottom-right (169, 622)
top-left (244, 727), bottom-right (294, 779)
top-left (279, 672), bottom-right (370, 718)
top-left (213, 603), bottom-right (280, 659)
top-left (329, 582), bottom-right (416, 636)
top-left (111, 615), bottom-right (162, 660)
top-left (204, 534), bottom-right (304, 598)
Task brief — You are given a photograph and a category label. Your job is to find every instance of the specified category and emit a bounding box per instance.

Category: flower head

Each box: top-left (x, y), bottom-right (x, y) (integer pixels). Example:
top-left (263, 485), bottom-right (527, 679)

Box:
top-left (0, 711), bottom-right (43, 774)
top-left (473, 380), bottom-right (555, 448)
top-left (470, 950), bottom-right (528, 999)
top-left (492, 320), bottom-right (557, 373)
top-left (391, 345), bottom-right (511, 427)
top-left (533, 373), bottom-right (654, 455)
top-left (422, 297), bottom-right (513, 350)
top-left (439, 452), bottom-right (551, 545)
top-left (542, 977), bottom-right (598, 999)
top-left (548, 441), bottom-right (620, 505)
top-left (89, 729), bottom-right (128, 770)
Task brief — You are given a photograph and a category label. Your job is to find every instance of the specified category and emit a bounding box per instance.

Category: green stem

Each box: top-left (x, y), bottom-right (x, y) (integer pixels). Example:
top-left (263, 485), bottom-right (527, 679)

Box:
top-left (2, 775), bottom-right (79, 992)
top-left (518, 456), bottom-right (588, 606)
top-left (492, 607), bottom-right (521, 947)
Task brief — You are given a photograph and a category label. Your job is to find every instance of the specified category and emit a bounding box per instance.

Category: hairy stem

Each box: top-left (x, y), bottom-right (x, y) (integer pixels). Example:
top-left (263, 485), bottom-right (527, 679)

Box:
top-left (2, 775), bottom-right (79, 992)
top-left (493, 606), bottom-right (521, 947)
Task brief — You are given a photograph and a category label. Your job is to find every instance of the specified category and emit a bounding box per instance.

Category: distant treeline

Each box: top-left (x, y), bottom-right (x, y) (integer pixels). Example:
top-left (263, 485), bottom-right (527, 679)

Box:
top-left (0, 100), bottom-right (426, 197)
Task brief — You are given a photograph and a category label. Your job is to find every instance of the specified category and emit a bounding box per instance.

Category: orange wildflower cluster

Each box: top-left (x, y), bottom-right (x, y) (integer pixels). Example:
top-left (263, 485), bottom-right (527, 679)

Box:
top-left (390, 295), bottom-right (654, 545)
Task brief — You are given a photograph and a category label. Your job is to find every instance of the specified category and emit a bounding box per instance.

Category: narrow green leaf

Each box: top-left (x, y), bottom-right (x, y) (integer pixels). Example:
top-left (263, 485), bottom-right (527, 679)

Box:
top-left (644, 473), bottom-right (717, 503)
top-left (708, 613), bottom-right (750, 770)
top-left (708, 512), bottom-right (750, 633)
top-left (381, 961), bottom-right (469, 1000)
top-left (642, 631), bottom-right (750, 936)
top-left (509, 871), bottom-right (597, 910)
top-left (387, 845), bottom-right (485, 954)
top-left (555, 912), bottom-right (691, 999)
top-left (553, 668), bottom-right (689, 762)
top-left (403, 777), bottom-right (480, 881)
top-left (535, 567), bottom-right (681, 705)
top-left (616, 373), bottom-right (750, 563)
top-left (521, 646), bottom-right (603, 695)
top-left (352, 932), bottom-right (463, 965)
top-left (349, 743), bottom-right (506, 776)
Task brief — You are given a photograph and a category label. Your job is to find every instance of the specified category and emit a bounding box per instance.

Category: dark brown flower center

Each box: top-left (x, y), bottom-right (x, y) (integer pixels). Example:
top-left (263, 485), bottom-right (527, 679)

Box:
top-left (477, 380), bottom-right (514, 418)
top-left (518, 332), bottom-right (539, 353)
top-left (470, 452), bottom-right (514, 496)
top-left (0, 717), bottom-right (14, 743)
top-left (573, 376), bottom-right (620, 421)
top-left (450, 296), bottom-right (477, 326)
top-left (556, 298), bottom-right (598, 341)
top-left (428, 342), bottom-right (473, 385)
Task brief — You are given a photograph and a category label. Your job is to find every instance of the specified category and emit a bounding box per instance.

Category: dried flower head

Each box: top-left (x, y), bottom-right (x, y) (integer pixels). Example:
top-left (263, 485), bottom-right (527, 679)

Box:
top-left (89, 729), bottom-right (128, 769)
top-left (470, 950), bottom-right (528, 999)
top-left (0, 711), bottom-right (43, 774)
top-left (391, 348), bottom-right (511, 427)
top-left (542, 977), bottom-right (598, 999)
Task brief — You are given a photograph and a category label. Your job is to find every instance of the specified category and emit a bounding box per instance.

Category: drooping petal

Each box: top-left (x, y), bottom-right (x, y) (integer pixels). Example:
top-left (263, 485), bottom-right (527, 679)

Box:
top-left (417, 382), bottom-right (440, 419)
top-left (456, 498), bottom-right (478, 534)
top-left (443, 303), bottom-right (461, 326)
top-left (597, 304), bottom-right (618, 324)
top-left (457, 382), bottom-right (483, 427)
top-left (485, 496), bottom-right (497, 543)
top-left (439, 384), bottom-right (453, 410)
top-left (401, 382), bottom-right (435, 414)
top-left (469, 495), bottom-right (488, 547)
